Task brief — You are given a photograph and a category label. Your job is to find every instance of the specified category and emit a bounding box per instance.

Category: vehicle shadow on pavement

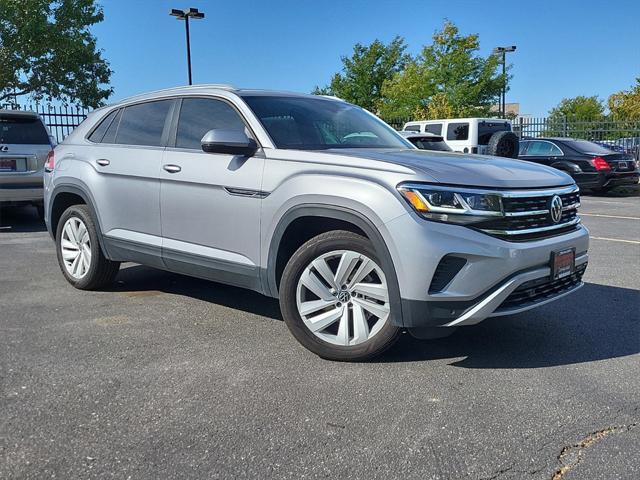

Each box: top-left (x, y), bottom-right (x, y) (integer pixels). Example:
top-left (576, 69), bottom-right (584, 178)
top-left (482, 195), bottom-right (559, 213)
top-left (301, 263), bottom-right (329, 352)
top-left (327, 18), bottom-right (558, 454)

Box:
top-left (110, 264), bottom-right (283, 321)
top-left (0, 206), bottom-right (47, 233)
top-left (376, 283), bottom-right (639, 368)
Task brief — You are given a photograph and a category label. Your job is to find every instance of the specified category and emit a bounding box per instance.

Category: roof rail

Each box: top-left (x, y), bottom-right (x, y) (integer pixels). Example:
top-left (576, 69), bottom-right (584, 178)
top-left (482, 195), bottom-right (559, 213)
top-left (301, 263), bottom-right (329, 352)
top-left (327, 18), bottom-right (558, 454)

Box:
top-left (117, 84), bottom-right (236, 104)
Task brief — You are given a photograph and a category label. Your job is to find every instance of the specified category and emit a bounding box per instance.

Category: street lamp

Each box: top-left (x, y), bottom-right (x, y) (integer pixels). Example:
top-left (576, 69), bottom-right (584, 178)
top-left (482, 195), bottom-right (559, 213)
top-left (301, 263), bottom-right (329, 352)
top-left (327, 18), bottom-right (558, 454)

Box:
top-left (492, 45), bottom-right (516, 118)
top-left (170, 7), bottom-right (205, 85)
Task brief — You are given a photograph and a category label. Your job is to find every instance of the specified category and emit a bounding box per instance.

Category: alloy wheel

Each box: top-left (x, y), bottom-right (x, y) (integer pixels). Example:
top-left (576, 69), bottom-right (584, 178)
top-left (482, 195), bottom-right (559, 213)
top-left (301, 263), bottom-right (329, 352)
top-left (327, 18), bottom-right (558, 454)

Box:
top-left (295, 250), bottom-right (390, 346)
top-left (60, 217), bottom-right (92, 279)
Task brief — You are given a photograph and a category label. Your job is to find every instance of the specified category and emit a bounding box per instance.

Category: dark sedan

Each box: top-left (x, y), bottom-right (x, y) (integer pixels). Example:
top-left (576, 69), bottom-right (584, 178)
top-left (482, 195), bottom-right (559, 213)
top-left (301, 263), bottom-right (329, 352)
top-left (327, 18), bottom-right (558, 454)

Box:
top-left (518, 138), bottom-right (639, 192)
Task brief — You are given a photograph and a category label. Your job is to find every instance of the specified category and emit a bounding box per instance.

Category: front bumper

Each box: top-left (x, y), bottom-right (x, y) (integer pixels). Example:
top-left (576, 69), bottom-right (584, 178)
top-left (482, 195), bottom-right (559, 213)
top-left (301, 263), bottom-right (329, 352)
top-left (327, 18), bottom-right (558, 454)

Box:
top-left (382, 212), bottom-right (589, 328)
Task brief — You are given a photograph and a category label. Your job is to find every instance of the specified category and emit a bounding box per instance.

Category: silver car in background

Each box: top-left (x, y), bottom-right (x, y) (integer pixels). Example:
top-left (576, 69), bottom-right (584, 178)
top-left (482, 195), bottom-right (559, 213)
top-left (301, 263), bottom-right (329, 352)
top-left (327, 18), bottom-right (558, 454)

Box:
top-left (0, 110), bottom-right (54, 218)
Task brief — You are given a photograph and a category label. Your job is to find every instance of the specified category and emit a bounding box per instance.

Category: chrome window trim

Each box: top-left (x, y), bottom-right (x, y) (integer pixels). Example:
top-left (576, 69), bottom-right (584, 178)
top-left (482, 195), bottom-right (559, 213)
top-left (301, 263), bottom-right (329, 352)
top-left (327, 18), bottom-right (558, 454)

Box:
top-left (519, 139), bottom-right (565, 157)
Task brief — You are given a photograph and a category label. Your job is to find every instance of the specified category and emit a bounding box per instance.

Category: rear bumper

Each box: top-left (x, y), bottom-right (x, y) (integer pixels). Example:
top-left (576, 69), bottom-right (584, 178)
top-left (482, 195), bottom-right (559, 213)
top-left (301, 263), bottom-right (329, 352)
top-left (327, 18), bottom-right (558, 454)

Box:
top-left (0, 184), bottom-right (44, 203)
top-left (602, 171), bottom-right (639, 188)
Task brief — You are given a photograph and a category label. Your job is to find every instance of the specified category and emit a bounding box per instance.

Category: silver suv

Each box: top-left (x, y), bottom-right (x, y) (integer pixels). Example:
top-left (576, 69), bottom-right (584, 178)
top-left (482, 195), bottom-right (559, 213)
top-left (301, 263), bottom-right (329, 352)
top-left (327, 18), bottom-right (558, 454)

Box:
top-left (44, 85), bottom-right (589, 361)
top-left (1, 110), bottom-right (54, 218)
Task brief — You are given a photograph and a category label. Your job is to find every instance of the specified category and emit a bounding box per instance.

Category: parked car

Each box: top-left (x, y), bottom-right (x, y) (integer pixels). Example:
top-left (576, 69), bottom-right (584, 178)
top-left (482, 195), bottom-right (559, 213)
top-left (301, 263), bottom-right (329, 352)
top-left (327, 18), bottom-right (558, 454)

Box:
top-left (518, 138), bottom-right (639, 193)
top-left (402, 118), bottom-right (519, 158)
top-left (399, 131), bottom-right (452, 151)
top-left (0, 110), bottom-right (54, 218)
top-left (44, 85), bottom-right (588, 361)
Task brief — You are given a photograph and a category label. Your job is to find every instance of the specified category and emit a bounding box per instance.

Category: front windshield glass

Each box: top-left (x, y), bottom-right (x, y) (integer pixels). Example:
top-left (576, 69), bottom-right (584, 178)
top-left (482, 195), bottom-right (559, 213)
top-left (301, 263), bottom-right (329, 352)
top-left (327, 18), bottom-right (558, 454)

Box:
top-left (241, 95), bottom-right (411, 150)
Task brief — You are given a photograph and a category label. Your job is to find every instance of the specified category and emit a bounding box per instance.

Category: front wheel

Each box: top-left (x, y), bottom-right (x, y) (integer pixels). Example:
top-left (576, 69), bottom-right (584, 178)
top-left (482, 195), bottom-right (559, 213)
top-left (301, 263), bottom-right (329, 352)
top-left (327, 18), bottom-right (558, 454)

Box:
top-left (55, 204), bottom-right (120, 290)
top-left (279, 230), bottom-right (401, 361)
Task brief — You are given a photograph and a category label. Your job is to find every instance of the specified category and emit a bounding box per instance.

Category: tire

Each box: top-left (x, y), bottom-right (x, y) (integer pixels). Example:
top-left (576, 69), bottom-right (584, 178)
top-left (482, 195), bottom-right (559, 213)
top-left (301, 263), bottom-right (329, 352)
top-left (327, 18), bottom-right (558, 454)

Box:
top-left (487, 131), bottom-right (520, 158)
top-left (55, 204), bottom-right (120, 290)
top-left (279, 230), bottom-right (401, 361)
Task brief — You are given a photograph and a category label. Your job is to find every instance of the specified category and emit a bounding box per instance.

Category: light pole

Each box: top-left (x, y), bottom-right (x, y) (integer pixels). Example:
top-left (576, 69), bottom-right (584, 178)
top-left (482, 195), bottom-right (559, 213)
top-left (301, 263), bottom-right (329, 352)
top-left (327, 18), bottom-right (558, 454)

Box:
top-left (492, 46), bottom-right (516, 118)
top-left (170, 7), bottom-right (205, 85)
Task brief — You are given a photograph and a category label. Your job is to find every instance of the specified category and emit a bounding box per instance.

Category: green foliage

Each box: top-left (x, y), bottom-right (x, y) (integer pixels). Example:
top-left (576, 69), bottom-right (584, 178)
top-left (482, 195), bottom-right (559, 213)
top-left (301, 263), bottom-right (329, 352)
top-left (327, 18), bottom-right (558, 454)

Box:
top-left (312, 36), bottom-right (409, 111)
top-left (0, 0), bottom-right (112, 107)
top-left (608, 78), bottom-right (640, 120)
top-left (379, 20), bottom-right (505, 120)
top-left (547, 96), bottom-right (605, 120)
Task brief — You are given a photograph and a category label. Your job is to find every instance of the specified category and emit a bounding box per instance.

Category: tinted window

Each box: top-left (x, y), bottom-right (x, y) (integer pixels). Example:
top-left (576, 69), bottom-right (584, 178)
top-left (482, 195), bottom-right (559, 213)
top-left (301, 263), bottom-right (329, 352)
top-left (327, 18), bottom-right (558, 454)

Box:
top-left (564, 140), bottom-right (615, 155)
top-left (478, 121), bottom-right (510, 145)
top-left (101, 109), bottom-right (122, 144)
top-left (412, 138), bottom-right (451, 151)
top-left (88, 109), bottom-right (118, 143)
top-left (519, 141), bottom-right (529, 155)
top-left (176, 98), bottom-right (246, 149)
top-left (446, 123), bottom-right (469, 141)
top-left (526, 141), bottom-right (562, 156)
top-left (404, 125), bottom-right (421, 132)
top-left (0, 115), bottom-right (50, 144)
top-left (425, 123), bottom-right (443, 135)
top-left (242, 95), bottom-right (409, 150)
top-left (115, 100), bottom-right (172, 146)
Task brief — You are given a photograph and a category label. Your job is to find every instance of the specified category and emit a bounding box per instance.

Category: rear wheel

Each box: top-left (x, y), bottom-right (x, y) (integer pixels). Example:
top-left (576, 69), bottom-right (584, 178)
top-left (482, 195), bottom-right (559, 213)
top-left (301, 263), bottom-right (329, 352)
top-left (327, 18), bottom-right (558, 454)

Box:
top-left (279, 230), bottom-right (401, 361)
top-left (55, 205), bottom-right (120, 290)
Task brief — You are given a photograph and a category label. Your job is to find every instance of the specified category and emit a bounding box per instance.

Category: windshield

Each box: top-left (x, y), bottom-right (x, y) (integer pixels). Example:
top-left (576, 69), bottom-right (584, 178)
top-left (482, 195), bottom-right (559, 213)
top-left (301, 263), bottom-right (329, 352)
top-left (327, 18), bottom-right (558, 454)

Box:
top-left (241, 95), bottom-right (411, 150)
top-left (0, 115), bottom-right (50, 145)
top-left (564, 139), bottom-right (616, 154)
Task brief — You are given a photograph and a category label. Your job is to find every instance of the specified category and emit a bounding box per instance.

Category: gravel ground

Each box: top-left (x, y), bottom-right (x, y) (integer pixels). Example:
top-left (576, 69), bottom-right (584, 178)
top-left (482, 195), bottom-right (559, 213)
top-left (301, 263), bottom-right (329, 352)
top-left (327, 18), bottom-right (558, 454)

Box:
top-left (1, 193), bottom-right (638, 480)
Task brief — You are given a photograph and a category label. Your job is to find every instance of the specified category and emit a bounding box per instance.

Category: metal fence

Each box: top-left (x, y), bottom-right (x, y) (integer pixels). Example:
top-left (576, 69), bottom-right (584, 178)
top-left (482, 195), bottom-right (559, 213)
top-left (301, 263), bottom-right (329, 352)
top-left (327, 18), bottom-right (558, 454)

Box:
top-left (385, 116), bottom-right (640, 159)
top-left (2, 103), bottom-right (91, 143)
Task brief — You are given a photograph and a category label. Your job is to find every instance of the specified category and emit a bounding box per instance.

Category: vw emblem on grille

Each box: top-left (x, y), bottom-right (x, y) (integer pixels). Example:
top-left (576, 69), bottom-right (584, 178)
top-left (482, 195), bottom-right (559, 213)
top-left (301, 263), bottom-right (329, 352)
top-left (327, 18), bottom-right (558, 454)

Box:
top-left (549, 195), bottom-right (563, 224)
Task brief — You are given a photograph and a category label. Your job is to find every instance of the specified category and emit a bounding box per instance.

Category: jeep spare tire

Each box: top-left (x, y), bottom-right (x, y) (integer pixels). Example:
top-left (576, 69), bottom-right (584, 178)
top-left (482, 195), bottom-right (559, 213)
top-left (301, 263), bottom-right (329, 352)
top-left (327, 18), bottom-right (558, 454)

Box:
top-left (487, 131), bottom-right (519, 158)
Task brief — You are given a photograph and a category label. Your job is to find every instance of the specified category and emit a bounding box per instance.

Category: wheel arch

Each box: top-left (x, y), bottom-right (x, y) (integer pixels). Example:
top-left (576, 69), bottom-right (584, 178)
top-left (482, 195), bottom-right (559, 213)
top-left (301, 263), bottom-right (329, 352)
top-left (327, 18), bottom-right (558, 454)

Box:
top-left (264, 204), bottom-right (403, 324)
top-left (49, 184), bottom-right (109, 258)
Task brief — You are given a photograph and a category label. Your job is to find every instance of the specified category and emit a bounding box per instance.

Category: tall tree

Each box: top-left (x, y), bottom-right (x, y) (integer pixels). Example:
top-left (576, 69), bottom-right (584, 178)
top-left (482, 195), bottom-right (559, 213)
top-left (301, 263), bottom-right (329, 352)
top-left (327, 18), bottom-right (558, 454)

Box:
top-left (313, 36), bottom-right (409, 111)
top-left (608, 78), bottom-right (640, 119)
top-left (378, 20), bottom-right (504, 119)
top-left (0, 0), bottom-right (112, 107)
top-left (547, 95), bottom-right (605, 119)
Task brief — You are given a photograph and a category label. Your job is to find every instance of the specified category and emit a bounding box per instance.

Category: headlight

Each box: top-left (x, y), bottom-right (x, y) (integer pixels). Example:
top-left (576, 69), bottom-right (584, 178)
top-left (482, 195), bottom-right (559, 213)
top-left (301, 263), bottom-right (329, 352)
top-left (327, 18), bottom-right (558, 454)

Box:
top-left (397, 183), bottom-right (503, 225)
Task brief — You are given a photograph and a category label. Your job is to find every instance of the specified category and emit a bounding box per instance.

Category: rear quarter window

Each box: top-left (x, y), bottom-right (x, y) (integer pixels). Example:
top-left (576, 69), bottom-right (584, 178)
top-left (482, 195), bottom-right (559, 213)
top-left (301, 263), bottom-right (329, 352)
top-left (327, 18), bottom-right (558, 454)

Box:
top-left (0, 115), bottom-right (50, 145)
top-left (446, 123), bottom-right (469, 141)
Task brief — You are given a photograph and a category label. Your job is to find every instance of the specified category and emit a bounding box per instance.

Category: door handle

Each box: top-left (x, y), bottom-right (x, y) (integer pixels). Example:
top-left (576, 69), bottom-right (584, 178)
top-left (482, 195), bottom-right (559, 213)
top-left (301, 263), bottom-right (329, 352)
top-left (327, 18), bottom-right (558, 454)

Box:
top-left (96, 159), bottom-right (110, 166)
top-left (163, 164), bottom-right (181, 173)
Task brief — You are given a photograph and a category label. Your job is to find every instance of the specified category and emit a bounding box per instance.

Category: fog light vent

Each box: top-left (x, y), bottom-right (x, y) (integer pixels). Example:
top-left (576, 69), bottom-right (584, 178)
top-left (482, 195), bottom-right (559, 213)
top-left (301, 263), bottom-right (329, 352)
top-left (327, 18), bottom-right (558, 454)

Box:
top-left (429, 256), bottom-right (467, 293)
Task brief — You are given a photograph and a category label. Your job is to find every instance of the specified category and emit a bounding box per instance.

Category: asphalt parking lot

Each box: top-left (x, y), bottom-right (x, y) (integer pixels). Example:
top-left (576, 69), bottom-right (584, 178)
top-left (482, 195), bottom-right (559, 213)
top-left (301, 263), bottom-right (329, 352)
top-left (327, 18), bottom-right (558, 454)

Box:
top-left (1, 192), bottom-right (638, 480)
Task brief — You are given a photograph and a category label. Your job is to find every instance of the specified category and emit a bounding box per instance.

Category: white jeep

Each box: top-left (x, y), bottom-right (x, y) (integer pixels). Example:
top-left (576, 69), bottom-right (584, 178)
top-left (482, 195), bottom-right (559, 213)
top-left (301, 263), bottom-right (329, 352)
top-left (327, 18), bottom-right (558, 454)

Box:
top-left (403, 118), bottom-right (519, 158)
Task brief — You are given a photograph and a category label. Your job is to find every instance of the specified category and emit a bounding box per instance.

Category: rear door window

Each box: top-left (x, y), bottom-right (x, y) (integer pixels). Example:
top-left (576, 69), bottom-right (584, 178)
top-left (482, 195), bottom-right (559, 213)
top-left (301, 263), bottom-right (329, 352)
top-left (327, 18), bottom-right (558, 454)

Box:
top-left (0, 115), bottom-right (50, 144)
top-left (403, 125), bottom-right (421, 132)
top-left (175, 98), bottom-right (247, 149)
top-left (526, 141), bottom-right (562, 156)
top-left (446, 123), bottom-right (469, 141)
top-left (115, 100), bottom-right (173, 147)
top-left (425, 123), bottom-right (443, 135)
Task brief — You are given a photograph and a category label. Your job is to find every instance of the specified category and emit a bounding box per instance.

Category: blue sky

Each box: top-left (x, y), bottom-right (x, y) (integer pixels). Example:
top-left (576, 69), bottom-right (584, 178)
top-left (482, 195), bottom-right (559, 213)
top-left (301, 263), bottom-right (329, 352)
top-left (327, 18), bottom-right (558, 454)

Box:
top-left (93, 0), bottom-right (640, 117)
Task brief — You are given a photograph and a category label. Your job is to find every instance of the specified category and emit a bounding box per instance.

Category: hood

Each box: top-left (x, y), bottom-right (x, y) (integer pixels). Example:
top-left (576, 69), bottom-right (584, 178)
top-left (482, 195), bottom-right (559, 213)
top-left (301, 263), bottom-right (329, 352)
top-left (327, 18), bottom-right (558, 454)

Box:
top-left (325, 148), bottom-right (574, 189)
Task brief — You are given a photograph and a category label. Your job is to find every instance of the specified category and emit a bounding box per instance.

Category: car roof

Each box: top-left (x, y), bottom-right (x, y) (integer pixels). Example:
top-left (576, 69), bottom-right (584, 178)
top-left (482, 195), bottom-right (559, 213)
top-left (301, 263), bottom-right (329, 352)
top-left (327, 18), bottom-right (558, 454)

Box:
top-left (405, 118), bottom-right (510, 124)
top-left (0, 109), bottom-right (40, 118)
top-left (114, 84), bottom-right (344, 106)
top-left (399, 131), bottom-right (441, 138)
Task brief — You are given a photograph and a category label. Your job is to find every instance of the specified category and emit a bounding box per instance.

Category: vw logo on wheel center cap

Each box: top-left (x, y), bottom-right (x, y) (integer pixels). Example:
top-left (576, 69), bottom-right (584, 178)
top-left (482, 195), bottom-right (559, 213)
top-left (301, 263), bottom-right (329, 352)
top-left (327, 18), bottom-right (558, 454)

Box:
top-left (337, 290), bottom-right (351, 303)
top-left (549, 195), bottom-right (563, 224)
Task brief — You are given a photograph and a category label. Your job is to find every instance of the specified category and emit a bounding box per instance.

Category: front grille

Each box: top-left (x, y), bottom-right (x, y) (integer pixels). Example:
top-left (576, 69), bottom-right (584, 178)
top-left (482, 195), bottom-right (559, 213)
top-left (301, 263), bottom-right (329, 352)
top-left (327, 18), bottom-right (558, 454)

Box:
top-left (496, 262), bottom-right (587, 312)
top-left (477, 188), bottom-right (581, 241)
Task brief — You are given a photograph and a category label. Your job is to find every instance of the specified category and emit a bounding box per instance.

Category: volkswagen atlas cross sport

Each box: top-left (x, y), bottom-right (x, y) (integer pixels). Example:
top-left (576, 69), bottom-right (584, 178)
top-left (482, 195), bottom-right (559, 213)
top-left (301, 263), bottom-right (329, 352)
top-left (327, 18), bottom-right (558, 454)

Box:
top-left (44, 85), bottom-right (589, 361)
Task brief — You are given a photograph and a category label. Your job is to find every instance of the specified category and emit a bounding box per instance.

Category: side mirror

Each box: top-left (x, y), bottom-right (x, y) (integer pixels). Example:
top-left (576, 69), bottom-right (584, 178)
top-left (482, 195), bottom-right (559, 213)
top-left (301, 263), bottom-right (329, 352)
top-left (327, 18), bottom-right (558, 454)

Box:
top-left (201, 129), bottom-right (258, 156)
